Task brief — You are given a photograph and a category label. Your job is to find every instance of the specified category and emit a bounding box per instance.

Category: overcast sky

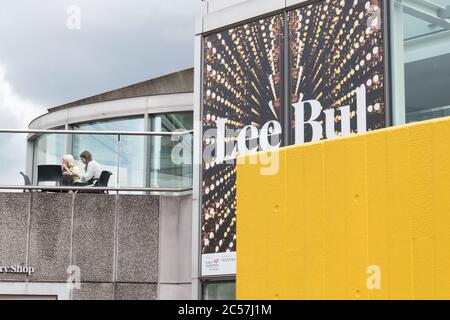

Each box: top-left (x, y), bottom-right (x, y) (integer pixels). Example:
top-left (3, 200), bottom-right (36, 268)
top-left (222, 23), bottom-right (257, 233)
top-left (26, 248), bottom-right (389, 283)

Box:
top-left (0, 0), bottom-right (203, 185)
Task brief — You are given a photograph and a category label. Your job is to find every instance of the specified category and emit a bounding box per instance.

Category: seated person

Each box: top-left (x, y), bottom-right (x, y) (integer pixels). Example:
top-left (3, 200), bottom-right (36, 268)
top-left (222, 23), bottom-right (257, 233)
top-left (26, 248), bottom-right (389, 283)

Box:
top-left (61, 154), bottom-right (81, 186)
top-left (78, 150), bottom-right (101, 185)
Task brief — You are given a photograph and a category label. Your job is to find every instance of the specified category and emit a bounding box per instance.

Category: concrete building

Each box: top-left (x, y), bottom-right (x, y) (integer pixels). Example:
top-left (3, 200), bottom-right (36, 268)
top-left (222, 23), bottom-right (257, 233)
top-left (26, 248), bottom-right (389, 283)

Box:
top-left (1, 0), bottom-right (450, 300)
top-left (0, 69), bottom-right (195, 300)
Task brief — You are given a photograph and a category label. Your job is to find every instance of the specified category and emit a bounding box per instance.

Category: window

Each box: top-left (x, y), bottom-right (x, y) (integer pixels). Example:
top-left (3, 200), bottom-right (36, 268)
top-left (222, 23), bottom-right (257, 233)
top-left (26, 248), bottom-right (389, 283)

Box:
top-left (202, 282), bottom-right (236, 300)
top-left (32, 131), bottom-right (66, 183)
top-left (148, 112), bottom-right (193, 189)
top-left (73, 117), bottom-right (145, 188)
top-left (391, 0), bottom-right (450, 124)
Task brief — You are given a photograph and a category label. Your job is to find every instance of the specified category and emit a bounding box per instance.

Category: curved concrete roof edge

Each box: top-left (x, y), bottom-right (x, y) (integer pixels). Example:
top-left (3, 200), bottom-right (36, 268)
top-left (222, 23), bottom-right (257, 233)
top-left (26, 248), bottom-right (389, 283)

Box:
top-left (48, 67), bottom-right (194, 113)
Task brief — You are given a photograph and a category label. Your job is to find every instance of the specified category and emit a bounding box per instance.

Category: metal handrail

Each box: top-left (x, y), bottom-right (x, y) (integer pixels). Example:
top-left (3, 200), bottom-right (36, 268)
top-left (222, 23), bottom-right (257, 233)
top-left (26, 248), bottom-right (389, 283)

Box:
top-left (0, 185), bottom-right (193, 193)
top-left (0, 128), bottom-right (194, 136)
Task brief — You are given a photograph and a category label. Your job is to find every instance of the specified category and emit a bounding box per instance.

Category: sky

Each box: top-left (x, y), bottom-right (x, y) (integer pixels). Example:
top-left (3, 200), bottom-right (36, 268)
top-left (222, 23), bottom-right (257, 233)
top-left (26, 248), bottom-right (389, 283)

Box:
top-left (0, 0), bottom-right (204, 185)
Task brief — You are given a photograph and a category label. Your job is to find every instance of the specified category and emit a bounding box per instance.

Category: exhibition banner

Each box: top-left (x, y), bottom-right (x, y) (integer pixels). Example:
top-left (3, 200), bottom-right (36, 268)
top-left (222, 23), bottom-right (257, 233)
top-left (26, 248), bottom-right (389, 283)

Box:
top-left (201, 0), bottom-right (386, 276)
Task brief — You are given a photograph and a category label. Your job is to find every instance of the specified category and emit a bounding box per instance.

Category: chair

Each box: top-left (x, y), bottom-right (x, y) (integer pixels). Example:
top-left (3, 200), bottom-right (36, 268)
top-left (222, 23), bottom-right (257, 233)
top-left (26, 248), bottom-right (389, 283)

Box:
top-left (91, 171), bottom-right (113, 193)
top-left (94, 171), bottom-right (113, 189)
top-left (75, 171), bottom-right (113, 194)
top-left (37, 165), bottom-right (63, 186)
top-left (19, 172), bottom-right (32, 192)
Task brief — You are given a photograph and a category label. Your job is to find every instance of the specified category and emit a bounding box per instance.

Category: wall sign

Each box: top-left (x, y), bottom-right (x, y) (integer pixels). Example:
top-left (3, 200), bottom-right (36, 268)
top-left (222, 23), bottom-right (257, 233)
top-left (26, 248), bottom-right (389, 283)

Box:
top-left (201, 0), bottom-right (386, 276)
top-left (0, 265), bottom-right (35, 276)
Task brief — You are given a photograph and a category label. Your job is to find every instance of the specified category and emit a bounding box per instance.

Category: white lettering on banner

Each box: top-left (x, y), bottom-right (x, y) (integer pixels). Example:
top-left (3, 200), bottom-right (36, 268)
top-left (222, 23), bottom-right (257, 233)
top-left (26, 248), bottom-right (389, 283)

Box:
top-left (292, 84), bottom-right (367, 144)
top-left (215, 117), bottom-right (226, 164)
top-left (237, 125), bottom-right (259, 155)
top-left (213, 118), bottom-right (281, 164)
top-left (260, 120), bottom-right (282, 151)
top-left (293, 97), bottom-right (323, 144)
top-left (210, 84), bottom-right (368, 163)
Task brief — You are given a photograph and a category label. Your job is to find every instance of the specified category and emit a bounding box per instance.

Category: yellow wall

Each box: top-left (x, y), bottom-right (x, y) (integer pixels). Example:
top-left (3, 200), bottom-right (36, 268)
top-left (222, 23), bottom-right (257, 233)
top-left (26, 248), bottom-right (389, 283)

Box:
top-left (236, 117), bottom-right (450, 300)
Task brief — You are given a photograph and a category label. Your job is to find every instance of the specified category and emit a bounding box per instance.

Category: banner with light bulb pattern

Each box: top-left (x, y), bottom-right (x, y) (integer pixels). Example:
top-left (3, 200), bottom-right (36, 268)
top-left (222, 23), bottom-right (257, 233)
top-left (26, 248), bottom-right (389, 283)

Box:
top-left (202, 0), bottom-right (386, 276)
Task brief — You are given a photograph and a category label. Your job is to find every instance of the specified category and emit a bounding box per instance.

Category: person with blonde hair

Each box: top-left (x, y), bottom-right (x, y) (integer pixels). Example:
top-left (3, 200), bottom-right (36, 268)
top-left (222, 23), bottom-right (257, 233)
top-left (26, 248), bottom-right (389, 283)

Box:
top-left (61, 154), bottom-right (81, 186)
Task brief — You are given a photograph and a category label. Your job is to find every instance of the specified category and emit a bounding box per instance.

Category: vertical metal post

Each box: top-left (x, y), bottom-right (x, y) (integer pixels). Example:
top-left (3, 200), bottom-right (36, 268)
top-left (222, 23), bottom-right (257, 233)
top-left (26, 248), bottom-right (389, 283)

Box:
top-left (143, 113), bottom-right (150, 190)
top-left (152, 118), bottom-right (162, 188)
top-left (26, 136), bottom-right (35, 183)
top-left (283, 10), bottom-right (290, 146)
top-left (384, 0), bottom-right (393, 127)
top-left (65, 124), bottom-right (72, 155)
top-left (192, 33), bottom-right (204, 300)
top-left (116, 134), bottom-right (121, 189)
top-left (390, 0), bottom-right (406, 125)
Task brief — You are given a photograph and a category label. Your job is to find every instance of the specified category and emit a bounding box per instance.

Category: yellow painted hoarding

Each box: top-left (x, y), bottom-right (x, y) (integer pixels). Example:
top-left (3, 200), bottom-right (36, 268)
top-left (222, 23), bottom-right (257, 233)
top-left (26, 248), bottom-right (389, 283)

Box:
top-left (237, 117), bottom-right (450, 300)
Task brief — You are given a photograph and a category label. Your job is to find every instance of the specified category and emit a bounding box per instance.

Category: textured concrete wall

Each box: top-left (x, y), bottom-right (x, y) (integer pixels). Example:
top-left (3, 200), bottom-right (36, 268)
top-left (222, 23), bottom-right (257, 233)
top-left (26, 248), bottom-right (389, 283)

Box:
top-left (72, 194), bottom-right (116, 283)
top-left (117, 196), bottom-right (159, 283)
top-left (0, 193), bottom-right (192, 300)
top-left (29, 193), bottom-right (73, 282)
top-left (0, 193), bottom-right (30, 282)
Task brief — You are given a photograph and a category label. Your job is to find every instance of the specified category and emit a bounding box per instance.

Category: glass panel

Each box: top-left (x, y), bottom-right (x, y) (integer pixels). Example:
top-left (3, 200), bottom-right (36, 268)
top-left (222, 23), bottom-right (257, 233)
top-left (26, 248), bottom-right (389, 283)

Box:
top-left (149, 112), bottom-right (193, 188)
top-left (72, 117), bottom-right (145, 188)
top-left (32, 133), bottom-right (66, 184)
top-left (391, 0), bottom-right (450, 124)
top-left (203, 282), bottom-right (236, 300)
top-left (403, 14), bottom-right (444, 40)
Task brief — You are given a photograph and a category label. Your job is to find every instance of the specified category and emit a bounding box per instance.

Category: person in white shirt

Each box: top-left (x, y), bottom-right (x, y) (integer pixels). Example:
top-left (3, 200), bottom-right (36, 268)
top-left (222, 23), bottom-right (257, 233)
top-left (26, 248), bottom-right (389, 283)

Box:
top-left (79, 151), bottom-right (102, 184)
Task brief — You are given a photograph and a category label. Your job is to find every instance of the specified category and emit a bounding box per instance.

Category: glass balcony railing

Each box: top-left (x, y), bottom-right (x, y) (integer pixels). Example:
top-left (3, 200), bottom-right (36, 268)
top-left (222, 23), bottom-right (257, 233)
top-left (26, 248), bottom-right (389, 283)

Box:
top-left (0, 128), bottom-right (193, 193)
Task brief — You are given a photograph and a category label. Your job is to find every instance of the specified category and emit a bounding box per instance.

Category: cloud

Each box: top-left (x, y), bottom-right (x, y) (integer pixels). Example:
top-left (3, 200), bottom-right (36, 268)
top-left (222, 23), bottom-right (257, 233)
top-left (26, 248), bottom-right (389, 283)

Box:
top-left (0, 0), bottom-right (204, 107)
top-left (0, 64), bottom-right (45, 185)
top-left (0, 66), bottom-right (44, 125)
